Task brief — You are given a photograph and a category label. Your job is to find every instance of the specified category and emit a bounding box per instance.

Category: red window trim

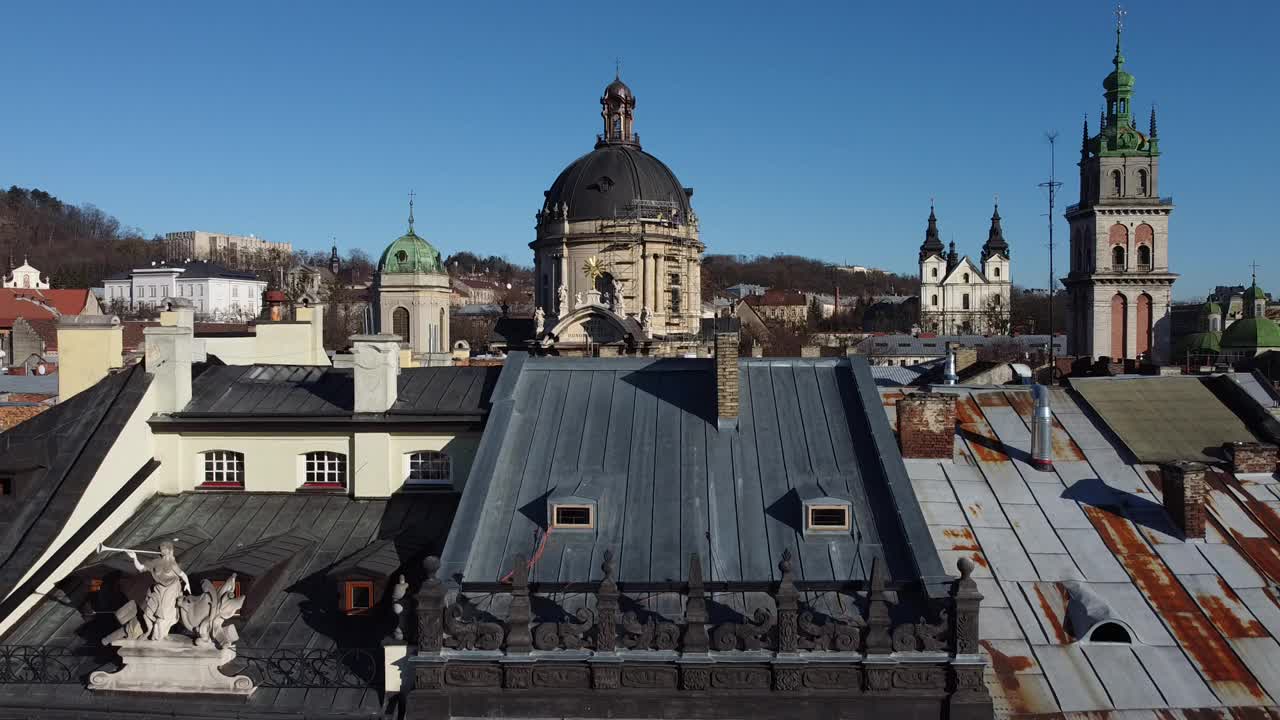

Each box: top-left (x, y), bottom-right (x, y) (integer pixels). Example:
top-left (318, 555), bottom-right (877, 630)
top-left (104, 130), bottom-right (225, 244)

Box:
top-left (344, 580), bottom-right (374, 615)
top-left (300, 481), bottom-right (348, 493)
top-left (198, 481), bottom-right (245, 491)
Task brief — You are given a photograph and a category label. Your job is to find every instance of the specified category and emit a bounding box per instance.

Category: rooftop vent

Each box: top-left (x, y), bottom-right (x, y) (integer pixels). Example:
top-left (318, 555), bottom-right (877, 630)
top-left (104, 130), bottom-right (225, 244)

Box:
top-left (547, 494), bottom-right (598, 532)
top-left (798, 485), bottom-right (854, 539)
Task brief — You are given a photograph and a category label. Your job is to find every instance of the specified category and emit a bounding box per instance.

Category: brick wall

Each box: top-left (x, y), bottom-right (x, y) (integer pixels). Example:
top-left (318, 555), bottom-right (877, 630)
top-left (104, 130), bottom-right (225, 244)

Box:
top-left (1227, 441), bottom-right (1278, 475)
top-left (715, 332), bottom-right (739, 426)
top-left (1162, 460), bottom-right (1208, 539)
top-left (896, 393), bottom-right (956, 460)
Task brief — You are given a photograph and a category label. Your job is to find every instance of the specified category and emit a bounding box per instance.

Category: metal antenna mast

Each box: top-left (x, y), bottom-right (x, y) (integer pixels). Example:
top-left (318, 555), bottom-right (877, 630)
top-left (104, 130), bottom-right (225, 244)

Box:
top-left (1039, 132), bottom-right (1063, 377)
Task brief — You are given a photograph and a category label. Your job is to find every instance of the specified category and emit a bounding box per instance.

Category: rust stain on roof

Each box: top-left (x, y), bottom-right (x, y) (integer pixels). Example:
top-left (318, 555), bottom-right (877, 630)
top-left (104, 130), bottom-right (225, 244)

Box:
top-left (942, 527), bottom-right (979, 551)
top-left (970, 552), bottom-right (989, 569)
top-left (980, 640), bottom-right (1037, 716)
top-left (1033, 582), bottom-right (1072, 644)
top-left (1197, 578), bottom-right (1268, 639)
top-left (1085, 504), bottom-right (1268, 699)
top-left (976, 392), bottom-right (1011, 408)
top-left (1207, 469), bottom-right (1280, 586)
top-left (956, 396), bottom-right (1009, 464)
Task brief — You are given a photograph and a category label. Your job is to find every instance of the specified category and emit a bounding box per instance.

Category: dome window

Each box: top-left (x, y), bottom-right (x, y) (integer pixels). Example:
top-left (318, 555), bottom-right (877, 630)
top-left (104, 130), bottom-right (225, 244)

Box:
top-left (395, 250), bottom-right (408, 263)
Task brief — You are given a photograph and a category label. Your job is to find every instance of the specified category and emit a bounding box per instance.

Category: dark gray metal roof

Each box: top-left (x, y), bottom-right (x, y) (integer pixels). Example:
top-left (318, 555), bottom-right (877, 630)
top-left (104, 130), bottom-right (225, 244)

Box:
top-left (176, 364), bottom-right (500, 419)
top-left (543, 144), bottom-right (692, 222)
top-left (856, 333), bottom-right (1066, 357)
top-left (0, 491), bottom-right (458, 716)
top-left (441, 353), bottom-right (947, 593)
top-left (0, 365), bottom-right (153, 607)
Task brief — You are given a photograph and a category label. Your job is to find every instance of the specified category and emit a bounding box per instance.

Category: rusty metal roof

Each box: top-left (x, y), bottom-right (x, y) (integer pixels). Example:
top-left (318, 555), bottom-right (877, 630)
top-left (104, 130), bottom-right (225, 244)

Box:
top-left (885, 383), bottom-right (1280, 718)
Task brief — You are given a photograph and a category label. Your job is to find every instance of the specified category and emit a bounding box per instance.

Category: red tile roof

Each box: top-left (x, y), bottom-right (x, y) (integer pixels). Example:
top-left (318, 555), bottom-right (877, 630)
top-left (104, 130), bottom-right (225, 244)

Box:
top-left (0, 289), bottom-right (96, 327)
top-left (0, 404), bottom-right (51, 431)
top-left (16, 318), bottom-right (58, 352)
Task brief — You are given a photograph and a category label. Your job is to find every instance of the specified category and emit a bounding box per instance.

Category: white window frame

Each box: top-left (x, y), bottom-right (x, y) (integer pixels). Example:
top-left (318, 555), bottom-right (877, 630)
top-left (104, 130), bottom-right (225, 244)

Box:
top-left (405, 450), bottom-right (452, 486)
top-left (201, 450), bottom-right (245, 487)
top-left (301, 451), bottom-right (347, 489)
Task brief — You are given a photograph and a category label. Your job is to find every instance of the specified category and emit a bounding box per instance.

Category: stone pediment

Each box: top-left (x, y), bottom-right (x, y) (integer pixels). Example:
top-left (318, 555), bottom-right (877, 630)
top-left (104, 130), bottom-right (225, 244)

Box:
top-left (544, 303), bottom-right (640, 347)
top-left (940, 257), bottom-right (987, 285)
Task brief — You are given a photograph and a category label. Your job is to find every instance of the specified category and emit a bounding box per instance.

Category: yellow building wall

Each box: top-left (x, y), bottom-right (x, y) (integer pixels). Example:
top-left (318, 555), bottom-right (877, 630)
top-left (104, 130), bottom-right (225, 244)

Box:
top-left (55, 327), bottom-right (123, 400)
top-left (200, 323), bottom-right (329, 366)
top-left (153, 430), bottom-right (481, 496)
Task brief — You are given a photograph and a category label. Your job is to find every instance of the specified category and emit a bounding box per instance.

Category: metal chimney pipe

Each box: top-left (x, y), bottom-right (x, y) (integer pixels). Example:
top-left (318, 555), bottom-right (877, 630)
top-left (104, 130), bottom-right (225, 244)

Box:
top-left (1030, 384), bottom-right (1054, 471)
top-left (943, 345), bottom-right (958, 386)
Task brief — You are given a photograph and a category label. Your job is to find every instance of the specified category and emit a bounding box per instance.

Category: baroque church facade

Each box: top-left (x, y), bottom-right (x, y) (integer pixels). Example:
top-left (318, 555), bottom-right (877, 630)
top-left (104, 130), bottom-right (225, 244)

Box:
top-left (529, 74), bottom-right (705, 355)
top-left (1063, 20), bottom-right (1176, 363)
top-left (918, 203), bottom-right (1011, 334)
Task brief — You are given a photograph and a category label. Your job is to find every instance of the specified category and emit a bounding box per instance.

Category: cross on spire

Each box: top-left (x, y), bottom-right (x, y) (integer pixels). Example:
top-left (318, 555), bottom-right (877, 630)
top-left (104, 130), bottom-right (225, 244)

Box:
top-left (1115, 3), bottom-right (1127, 32)
top-left (1251, 260), bottom-right (1261, 284)
top-left (408, 190), bottom-right (416, 232)
top-left (615, 57), bottom-right (622, 79)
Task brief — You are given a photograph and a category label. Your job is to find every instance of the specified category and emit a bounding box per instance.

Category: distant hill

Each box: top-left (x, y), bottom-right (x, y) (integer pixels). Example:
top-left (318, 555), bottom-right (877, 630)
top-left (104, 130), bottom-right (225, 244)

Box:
top-left (702, 253), bottom-right (919, 298)
top-left (0, 186), bottom-right (162, 288)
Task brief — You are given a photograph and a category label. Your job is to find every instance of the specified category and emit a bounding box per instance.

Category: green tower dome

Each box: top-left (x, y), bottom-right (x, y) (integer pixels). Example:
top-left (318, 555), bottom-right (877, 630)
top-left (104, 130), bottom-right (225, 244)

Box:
top-left (377, 198), bottom-right (444, 274)
top-left (1248, 284), bottom-right (1267, 301)
top-left (1178, 331), bottom-right (1221, 356)
top-left (1220, 318), bottom-right (1280, 350)
top-left (1202, 300), bottom-right (1222, 315)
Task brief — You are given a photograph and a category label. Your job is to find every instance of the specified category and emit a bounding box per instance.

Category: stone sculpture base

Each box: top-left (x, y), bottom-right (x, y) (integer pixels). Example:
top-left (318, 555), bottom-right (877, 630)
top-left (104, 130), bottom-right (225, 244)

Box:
top-left (89, 637), bottom-right (255, 696)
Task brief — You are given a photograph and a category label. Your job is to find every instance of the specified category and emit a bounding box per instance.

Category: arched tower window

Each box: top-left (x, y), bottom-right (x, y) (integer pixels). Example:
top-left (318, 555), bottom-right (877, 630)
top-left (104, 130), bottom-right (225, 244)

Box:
top-left (931, 267), bottom-right (938, 278)
top-left (392, 307), bottom-right (410, 343)
top-left (1112, 246), bottom-right (1126, 271)
top-left (1136, 245), bottom-right (1151, 269)
top-left (1135, 224), bottom-right (1154, 270)
top-left (1111, 294), bottom-right (1128, 360)
top-left (963, 273), bottom-right (970, 283)
top-left (931, 294), bottom-right (938, 307)
top-left (1137, 169), bottom-right (1149, 196)
top-left (1112, 170), bottom-right (1122, 196)
top-left (1137, 293), bottom-right (1153, 358)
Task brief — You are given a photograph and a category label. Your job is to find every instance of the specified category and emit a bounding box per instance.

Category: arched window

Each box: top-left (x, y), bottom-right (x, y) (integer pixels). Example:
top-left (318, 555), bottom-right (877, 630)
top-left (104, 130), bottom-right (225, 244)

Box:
top-left (931, 267), bottom-right (938, 278)
top-left (1111, 294), bottom-right (1128, 359)
top-left (392, 307), bottom-right (410, 343)
top-left (1137, 169), bottom-right (1149, 196)
top-left (963, 273), bottom-right (970, 283)
top-left (1137, 293), bottom-right (1153, 358)
top-left (1137, 245), bottom-right (1151, 269)
top-left (931, 294), bottom-right (938, 307)
top-left (994, 267), bottom-right (1001, 278)
top-left (962, 293), bottom-right (970, 310)
top-left (201, 450), bottom-right (244, 487)
top-left (302, 451), bottom-right (347, 489)
top-left (1112, 170), bottom-right (1122, 196)
top-left (407, 451), bottom-right (452, 486)
top-left (1112, 246), bottom-right (1126, 271)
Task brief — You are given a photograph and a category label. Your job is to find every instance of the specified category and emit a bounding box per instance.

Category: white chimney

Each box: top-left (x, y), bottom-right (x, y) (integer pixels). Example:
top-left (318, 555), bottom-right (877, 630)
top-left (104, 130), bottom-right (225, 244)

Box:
top-left (351, 334), bottom-right (401, 413)
top-left (144, 325), bottom-right (193, 413)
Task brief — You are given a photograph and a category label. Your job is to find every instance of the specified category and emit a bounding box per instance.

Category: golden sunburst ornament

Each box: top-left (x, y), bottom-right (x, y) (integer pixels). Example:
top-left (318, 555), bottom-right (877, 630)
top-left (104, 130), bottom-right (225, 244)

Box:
top-left (583, 256), bottom-right (606, 281)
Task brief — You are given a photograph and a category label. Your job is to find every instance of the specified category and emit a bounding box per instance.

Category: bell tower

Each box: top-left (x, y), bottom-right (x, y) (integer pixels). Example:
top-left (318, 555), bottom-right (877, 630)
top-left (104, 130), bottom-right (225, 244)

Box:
top-left (1063, 8), bottom-right (1177, 364)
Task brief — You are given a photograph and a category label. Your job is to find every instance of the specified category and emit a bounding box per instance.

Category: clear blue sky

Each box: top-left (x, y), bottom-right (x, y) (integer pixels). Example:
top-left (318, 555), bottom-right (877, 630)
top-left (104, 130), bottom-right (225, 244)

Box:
top-left (1, 1), bottom-right (1275, 300)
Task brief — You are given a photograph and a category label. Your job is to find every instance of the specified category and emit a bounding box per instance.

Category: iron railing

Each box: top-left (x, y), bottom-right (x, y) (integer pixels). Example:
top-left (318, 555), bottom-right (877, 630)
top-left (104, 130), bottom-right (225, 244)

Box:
top-left (0, 646), bottom-right (98, 684)
top-left (225, 647), bottom-right (382, 689)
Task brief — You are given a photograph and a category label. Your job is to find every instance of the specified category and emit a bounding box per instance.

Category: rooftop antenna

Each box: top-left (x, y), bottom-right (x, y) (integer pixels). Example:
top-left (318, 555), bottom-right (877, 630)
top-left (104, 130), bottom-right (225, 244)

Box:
top-left (1039, 131), bottom-right (1063, 378)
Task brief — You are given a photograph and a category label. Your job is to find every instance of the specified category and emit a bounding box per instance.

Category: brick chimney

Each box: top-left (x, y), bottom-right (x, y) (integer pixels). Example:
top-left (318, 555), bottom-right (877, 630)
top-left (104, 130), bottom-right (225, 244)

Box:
top-left (1226, 441), bottom-right (1278, 475)
top-left (144, 325), bottom-right (193, 413)
top-left (1162, 461), bottom-right (1208, 539)
top-left (56, 315), bottom-right (123, 400)
top-left (714, 331), bottom-right (739, 430)
top-left (352, 334), bottom-right (401, 413)
top-left (896, 392), bottom-right (957, 459)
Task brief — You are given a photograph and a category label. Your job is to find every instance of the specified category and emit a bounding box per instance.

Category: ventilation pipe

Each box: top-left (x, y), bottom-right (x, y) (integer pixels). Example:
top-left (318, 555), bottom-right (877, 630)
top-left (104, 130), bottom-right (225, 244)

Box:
top-left (1030, 384), bottom-right (1054, 471)
top-left (943, 344), bottom-right (958, 385)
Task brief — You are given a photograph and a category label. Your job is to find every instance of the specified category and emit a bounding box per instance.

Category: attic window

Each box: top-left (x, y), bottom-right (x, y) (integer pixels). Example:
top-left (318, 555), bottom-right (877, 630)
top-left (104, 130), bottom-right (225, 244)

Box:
top-left (552, 504), bottom-right (594, 529)
top-left (1089, 622), bottom-right (1132, 643)
top-left (807, 505), bottom-right (851, 532)
top-left (344, 581), bottom-right (374, 614)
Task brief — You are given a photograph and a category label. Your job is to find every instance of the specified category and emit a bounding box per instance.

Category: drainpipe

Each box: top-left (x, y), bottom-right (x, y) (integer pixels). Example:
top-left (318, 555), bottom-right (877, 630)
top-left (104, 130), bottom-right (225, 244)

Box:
top-left (1030, 384), bottom-right (1054, 471)
top-left (943, 345), bottom-right (958, 386)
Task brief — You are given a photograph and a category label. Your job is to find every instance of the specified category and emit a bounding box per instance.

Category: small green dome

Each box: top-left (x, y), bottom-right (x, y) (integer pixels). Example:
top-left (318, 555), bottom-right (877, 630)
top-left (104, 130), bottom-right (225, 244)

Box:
top-left (1202, 301), bottom-right (1222, 314)
top-left (1221, 317), bottom-right (1280, 350)
top-left (1179, 331), bottom-right (1221, 355)
top-left (378, 229), bottom-right (443, 275)
top-left (1104, 69), bottom-right (1134, 92)
top-left (1248, 284), bottom-right (1267, 301)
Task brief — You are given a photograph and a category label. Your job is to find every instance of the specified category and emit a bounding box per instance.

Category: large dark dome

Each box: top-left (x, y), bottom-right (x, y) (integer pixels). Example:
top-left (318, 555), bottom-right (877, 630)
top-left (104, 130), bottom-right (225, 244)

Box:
top-left (544, 144), bottom-right (692, 222)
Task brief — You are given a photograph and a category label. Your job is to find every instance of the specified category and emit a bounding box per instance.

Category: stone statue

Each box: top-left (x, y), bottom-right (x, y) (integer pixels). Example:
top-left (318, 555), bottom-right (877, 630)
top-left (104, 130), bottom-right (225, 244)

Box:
top-left (575, 291), bottom-right (584, 309)
top-left (534, 306), bottom-right (545, 334)
top-left (610, 277), bottom-right (627, 315)
top-left (640, 306), bottom-right (653, 339)
top-left (128, 542), bottom-right (191, 641)
top-left (91, 542), bottom-right (255, 695)
top-left (557, 284), bottom-right (568, 315)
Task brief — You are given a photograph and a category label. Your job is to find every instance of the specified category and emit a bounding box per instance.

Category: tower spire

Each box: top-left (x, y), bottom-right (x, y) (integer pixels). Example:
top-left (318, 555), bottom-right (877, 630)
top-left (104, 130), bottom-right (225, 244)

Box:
top-left (1149, 104), bottom-right (1158, 138)
top-left (982, 194), bottom-right (1010, 262)
top-left (408, 190), bottom-right (416, 233)
top-left (919, 199), bottom-right (944, 261)
top-left (1113, 4), bottom-right (1127, 70)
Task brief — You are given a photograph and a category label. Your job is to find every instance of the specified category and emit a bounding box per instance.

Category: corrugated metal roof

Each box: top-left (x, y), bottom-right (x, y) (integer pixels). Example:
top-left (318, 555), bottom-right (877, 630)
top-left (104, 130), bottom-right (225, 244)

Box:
top-left (890, 382), bottom-right (1280, 717)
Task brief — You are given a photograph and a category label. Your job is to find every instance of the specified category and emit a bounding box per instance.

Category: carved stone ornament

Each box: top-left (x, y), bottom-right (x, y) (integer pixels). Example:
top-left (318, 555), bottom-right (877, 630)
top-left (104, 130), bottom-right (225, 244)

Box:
top-left (620, 611), bottom-right (679, 651)
top-left (89, 640), bottom-right (253, 695)
top-left (797, 608), bottom-right (864, 651)
top-left (444, 601), bottom-right (504, 651)
top-left (592, 665), bottom-right (621, 689)
top-left (415, 665), bottom-right (444, 689)
top-left (891, 610), bottom-right (949, 652)
top-left (893, 666), bottom-right (945, 690)
top-left (681, 666), bottom-right (711, 690)
top-left (503, 665), bottom-right (532, 689)
top-left (774, 667), bottom-right (802, 691)
top-left (621, 666), bottom-right (678, 689)
top-left (445, 663), bottom-right (502, 687)
top-left (802, 667), bottom-right (861, 690)
top-left (532, 665), bottom-right (591, 688)
top-left (533, 608), bottom-right (596, 650)
top-left (710, 667), bottom-right (771, 689)
top-left (711, 608), bottom-right (776, 651)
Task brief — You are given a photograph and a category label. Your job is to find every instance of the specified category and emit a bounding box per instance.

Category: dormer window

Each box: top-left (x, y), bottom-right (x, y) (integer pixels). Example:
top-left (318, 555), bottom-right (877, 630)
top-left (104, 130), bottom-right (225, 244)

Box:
top-left (344, 580), bottom-right (374, 614)
top-left (301, 451), bottom-right (347, 490)
top-left (807, 505), bottom-right (851, 532)
top-left (552, 504), bottom-right (594, 529)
